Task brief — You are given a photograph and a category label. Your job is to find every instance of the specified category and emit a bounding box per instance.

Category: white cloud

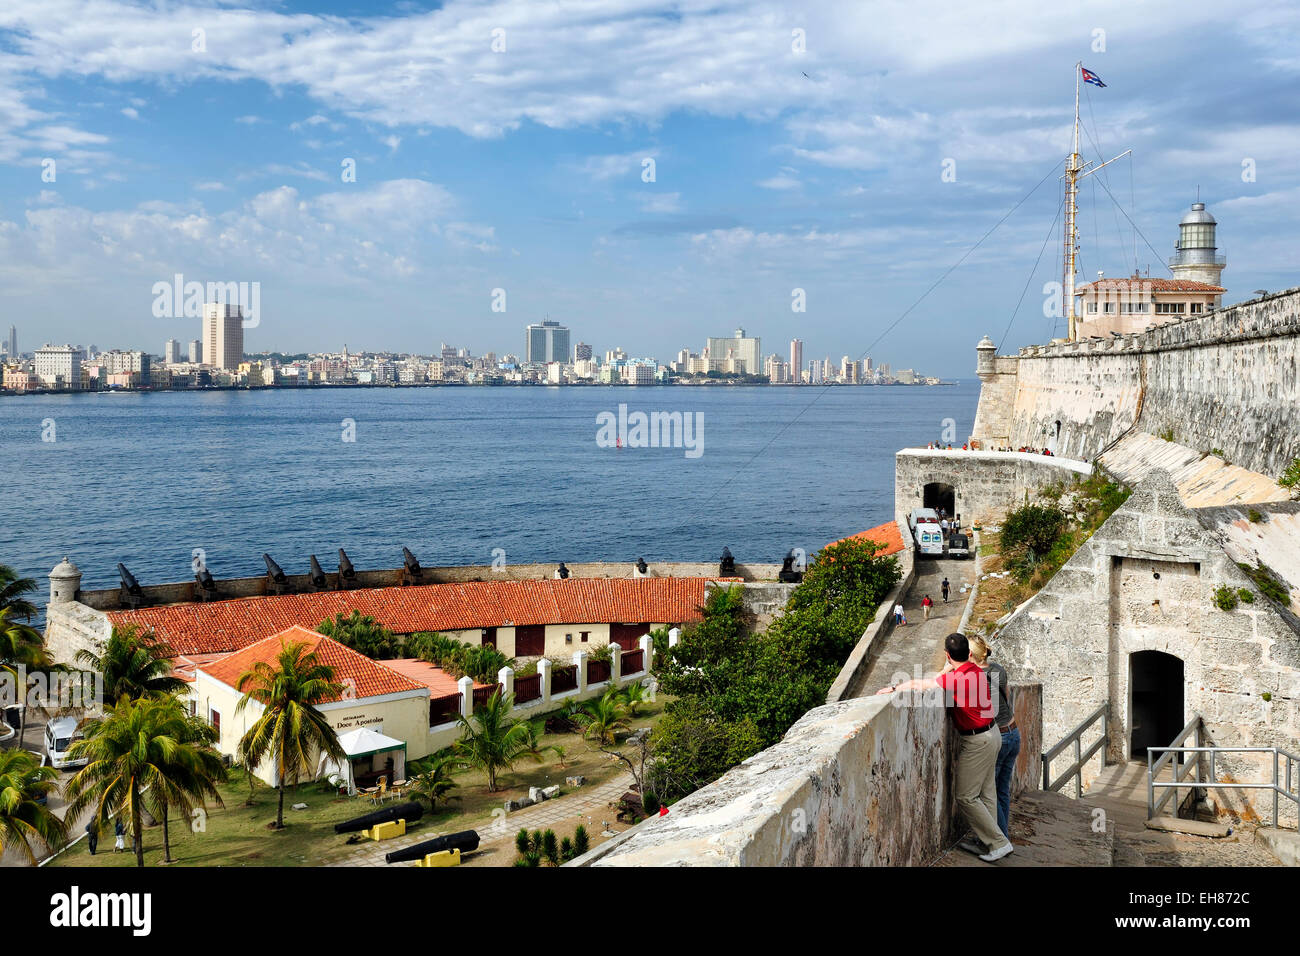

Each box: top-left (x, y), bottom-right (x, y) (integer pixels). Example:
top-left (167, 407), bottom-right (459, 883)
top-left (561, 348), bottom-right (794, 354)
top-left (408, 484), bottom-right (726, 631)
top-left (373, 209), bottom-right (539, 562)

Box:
top-left (120, 106), bottom-right (138, 120)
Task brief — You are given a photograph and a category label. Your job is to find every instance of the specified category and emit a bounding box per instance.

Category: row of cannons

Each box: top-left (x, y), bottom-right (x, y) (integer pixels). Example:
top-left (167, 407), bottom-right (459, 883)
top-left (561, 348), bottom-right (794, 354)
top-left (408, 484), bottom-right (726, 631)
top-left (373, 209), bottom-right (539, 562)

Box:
top-left (115, 546), bottom-right (434, 609)
top-left (334, 802), bottom-right (480, 867)
top-left (115, 546), bottom-right (804, 610)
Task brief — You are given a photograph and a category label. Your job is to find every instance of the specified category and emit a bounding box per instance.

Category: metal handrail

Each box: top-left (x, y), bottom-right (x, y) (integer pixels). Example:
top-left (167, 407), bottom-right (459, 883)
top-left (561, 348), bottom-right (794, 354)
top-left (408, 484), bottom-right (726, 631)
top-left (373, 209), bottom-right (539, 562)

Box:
top-left (1147, 716), bottom-right (1300, 830)
top-left (1042, 702), bottom-right (1109, 798)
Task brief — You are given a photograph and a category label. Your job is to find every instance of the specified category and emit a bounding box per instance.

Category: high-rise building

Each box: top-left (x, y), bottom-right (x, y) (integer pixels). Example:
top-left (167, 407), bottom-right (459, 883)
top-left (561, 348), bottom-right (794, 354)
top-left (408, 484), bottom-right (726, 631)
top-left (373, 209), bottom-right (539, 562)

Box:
top-left (202, 303), bottom-right (244, 370)
top-left (575, 341), bottom-right (593, 362)
top-left (5, 326), bottom-right (15, 358)
top-left (789, 339), bottom-right (803, 385)
top-left (706, 327), bottom-right (761, 375)
top-left (164, 338), bottom-right (181, 365)
top-left (34, 344), bottom-right (82, 390)
top-left (188, 339), bottom-right (202, 364)
top-left (525, 320), bottom-right (571, 365)
top-left (841, 355), bottom-right (858, 384)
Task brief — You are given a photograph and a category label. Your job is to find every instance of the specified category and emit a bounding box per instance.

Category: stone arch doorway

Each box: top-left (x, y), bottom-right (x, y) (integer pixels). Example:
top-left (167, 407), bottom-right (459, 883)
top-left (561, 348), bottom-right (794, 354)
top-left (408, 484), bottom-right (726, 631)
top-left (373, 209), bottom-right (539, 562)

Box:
top-left (923, 482), bottom-right (956, 517)
top-left (1129, 650), bottom-right (1184, 758)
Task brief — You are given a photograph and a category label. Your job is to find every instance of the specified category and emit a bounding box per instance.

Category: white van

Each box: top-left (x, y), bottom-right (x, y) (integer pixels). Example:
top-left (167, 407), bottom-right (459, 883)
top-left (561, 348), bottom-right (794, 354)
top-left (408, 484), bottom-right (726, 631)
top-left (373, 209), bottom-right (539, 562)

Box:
top-left (908, 508), bottom-right (945, 557)
top-left (45, 716), bottom-right (87, 770)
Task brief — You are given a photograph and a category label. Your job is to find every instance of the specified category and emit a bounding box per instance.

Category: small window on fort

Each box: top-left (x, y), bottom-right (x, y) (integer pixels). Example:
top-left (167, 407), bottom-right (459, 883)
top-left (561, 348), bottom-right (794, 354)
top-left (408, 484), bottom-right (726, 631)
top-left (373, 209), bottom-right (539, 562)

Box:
top-left (580, 631), bottom-right (590, 642)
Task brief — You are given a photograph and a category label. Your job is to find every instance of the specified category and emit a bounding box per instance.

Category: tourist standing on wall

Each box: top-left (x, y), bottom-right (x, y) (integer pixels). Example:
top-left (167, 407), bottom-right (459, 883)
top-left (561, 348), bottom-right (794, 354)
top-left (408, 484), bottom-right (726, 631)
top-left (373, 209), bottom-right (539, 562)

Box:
top-left (970, 636), bottom-right (1019, 841)
top-left (877, 633), bottom-right (1013, 862)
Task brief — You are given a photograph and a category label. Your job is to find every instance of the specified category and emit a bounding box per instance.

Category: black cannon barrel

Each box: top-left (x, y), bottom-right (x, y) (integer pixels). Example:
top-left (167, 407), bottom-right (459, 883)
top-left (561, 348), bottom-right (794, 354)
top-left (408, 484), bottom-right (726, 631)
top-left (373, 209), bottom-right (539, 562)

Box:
top-left (402, 547), bottom-right (422, 574)
top-left (334, 801), bottom-right (424, 835)
top-left (338, 548), bottom-right (356, 580)
top-left (196, 567), bottom-right (216, 590)
top-left (118, 563), bottom-right (142, 595)
top-left (385, 829), bottom-right (479, 864)
top-left (309, 554), bottom-right (327, 588)
top-left (264, 553), bottom-right (287, 584)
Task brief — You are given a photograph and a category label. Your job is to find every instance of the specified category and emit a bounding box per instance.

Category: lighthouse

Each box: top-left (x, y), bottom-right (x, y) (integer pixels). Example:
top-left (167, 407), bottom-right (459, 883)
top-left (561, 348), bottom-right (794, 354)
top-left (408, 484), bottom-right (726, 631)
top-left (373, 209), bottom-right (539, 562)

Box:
top-left (1169, 202), bottom-right (1227, 288)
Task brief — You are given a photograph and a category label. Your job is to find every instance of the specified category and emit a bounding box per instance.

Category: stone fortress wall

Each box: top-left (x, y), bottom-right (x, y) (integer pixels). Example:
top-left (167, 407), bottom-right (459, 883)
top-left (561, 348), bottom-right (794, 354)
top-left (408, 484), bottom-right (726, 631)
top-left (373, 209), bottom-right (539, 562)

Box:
top-left (975, 286), bottom-right (1300, 476)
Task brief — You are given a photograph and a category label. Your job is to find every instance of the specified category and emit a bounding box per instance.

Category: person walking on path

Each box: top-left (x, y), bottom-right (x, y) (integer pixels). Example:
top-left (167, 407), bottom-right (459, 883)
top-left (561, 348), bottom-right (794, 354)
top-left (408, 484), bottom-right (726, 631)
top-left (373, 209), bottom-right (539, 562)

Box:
top-left (877, 633), bottom-right (1012, 863)
top-left (894, 602), bottom-right (906, 627)
top-left (85, 820), bottom-right (99, 856)
top-left (114, 819), bottom-right (126, 853)
top-left (970, 636), bottom-right (1019, 841)
top-left (941, 577), bottom-right (951, 602)
top-left (922, 595), bottom-right (933, 621)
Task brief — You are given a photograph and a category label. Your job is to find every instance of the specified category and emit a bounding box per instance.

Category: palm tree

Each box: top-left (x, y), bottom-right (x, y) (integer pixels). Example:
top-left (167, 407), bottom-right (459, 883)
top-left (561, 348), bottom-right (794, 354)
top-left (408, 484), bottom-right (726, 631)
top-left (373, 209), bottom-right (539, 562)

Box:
top-left (234, 641), bottom-right (345, 830)
top-left (620, 679), bottom-right (650, 718)
top-left (74, 625), bottom-right (187, 703)
top-left (452, 690), bottom-right (544, 792)
top-left (147, 704), bottom-right (226, 863)
top-left (0, 564), bottom-right (38, 622)
top-left (0, 748), bottom-right (68, 864)
top-left (579, 688), bottom-right (630, 745)
top-left (0, 607), bottom-right (52, 750)
top-left (408, 753), bottom-right (460, 812)
top-left (64, 697), bottom-right (223, 868)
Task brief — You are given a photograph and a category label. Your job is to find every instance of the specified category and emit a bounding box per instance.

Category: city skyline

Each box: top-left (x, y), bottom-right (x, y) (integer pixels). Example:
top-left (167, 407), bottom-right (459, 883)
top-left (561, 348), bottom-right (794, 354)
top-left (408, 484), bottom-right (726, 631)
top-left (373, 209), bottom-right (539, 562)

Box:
top-left (2, 2), bottom-right (1297, 377)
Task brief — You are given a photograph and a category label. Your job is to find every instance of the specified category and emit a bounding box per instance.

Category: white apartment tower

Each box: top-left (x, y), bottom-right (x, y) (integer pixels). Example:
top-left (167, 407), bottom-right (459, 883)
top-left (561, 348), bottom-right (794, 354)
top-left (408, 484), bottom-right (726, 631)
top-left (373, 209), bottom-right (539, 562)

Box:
top-left (789, 338), bottom-right (803, 384)
top-left (202, 303), bottom-right (244, 371)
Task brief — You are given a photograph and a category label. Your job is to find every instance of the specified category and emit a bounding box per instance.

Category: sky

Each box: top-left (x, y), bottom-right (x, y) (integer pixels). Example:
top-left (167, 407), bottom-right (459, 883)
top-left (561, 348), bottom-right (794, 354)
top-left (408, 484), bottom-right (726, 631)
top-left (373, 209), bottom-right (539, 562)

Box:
top-left (1, 0), bottom-right (1298, 378)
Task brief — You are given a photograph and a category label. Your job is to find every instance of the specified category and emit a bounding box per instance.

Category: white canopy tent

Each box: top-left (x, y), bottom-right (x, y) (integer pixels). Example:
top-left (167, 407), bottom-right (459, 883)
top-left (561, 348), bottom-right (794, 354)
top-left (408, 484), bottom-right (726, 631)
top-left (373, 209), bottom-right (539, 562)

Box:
top-left (317, 727), bottom-right (407, 795)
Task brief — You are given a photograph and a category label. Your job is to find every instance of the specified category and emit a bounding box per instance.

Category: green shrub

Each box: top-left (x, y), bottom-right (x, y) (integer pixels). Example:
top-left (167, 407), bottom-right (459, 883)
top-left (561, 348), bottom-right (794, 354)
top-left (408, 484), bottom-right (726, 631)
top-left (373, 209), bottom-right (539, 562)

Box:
top-left (1213, 586), bottom-right (1239, 611)
top-left (1237, 563), bottom-right (1291, 606)
top-left (1248, 508), bottom-right (1264, 523)
top-left (318, 611), bottom-right (404, 658)
top-left (573, 824), bottom-right (589, 857)
top-left (1237, 588), bottom-right (1255, 604)
top-left (1279, 456), bottom-right (1300, 489)
top-left (1159, 427), bottom-right (1176, 442)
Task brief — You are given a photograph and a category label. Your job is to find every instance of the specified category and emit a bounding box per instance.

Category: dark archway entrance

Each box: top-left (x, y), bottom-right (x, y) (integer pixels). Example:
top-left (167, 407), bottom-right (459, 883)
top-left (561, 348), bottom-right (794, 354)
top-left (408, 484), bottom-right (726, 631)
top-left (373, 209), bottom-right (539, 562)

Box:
top-left (923, 482), bottom-right (955, 517)
top-left (1129, 650), bottom-right (1184, 758)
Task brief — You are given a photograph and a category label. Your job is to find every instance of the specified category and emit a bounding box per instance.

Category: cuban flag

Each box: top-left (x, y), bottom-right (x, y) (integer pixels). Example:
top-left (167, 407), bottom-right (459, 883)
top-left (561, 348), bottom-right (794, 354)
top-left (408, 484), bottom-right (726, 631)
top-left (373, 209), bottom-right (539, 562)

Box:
top-left (1081, 67), bottom-right (1107, 88)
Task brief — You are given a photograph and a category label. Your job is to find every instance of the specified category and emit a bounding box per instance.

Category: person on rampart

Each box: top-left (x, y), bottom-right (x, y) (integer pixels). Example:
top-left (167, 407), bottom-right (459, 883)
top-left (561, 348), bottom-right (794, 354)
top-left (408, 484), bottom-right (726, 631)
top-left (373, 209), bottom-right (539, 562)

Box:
top-left (877, 633), bottom-right (1013, 862)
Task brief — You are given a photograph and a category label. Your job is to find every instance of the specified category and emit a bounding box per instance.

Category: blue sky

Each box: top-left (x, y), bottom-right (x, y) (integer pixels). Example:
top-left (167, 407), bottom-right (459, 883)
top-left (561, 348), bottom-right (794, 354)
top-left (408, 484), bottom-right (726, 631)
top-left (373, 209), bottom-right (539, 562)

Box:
top-left (1, 0), bottom-right (1298, 376)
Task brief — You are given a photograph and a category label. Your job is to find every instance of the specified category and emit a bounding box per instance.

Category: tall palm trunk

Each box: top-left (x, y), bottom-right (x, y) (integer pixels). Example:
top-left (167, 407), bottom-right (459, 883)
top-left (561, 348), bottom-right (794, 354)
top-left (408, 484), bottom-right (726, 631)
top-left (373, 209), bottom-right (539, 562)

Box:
top-left (132, 789), bottom-right (144, 868)
top-left (276, 783), bottom-right (286, 829)
top-left (161, 803), bottom-right (172, 863)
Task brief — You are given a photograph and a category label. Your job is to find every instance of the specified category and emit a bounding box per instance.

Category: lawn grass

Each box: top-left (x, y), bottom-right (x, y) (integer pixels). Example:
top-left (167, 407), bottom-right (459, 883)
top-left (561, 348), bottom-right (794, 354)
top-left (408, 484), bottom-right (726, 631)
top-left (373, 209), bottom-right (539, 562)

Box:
top-left (48, 694), bottom-right (666, 868)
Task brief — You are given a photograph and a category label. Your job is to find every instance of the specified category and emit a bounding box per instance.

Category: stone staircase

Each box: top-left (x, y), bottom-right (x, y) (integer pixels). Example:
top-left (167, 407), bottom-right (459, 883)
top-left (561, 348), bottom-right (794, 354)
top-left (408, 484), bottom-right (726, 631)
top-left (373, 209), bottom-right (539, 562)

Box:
top-left (935, 761), bottom-right (1282, 867)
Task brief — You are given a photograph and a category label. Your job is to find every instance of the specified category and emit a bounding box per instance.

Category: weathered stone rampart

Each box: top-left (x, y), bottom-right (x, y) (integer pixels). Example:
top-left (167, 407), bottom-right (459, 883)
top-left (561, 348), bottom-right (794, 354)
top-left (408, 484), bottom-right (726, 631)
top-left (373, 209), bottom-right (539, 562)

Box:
top-left (974, 287), bottom-right (1300, 479)
top-left (894, 449), bottom-right (1091, 526)
top-left (583, 683), bottom-right (1041, 866)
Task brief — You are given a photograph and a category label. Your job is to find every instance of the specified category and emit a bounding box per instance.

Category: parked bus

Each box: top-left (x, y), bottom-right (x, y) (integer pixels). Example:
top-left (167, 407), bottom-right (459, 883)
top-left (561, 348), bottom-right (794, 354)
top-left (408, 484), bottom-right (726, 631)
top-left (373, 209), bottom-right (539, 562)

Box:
top-left (908, 507), bottom-right (945, 557)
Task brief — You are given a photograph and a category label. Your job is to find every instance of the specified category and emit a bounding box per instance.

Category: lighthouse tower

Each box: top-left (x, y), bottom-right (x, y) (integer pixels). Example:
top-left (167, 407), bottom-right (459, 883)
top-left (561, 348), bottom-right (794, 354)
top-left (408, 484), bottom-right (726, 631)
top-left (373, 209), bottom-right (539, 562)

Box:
top-left (1169, 202), bottom-right (1226, 288)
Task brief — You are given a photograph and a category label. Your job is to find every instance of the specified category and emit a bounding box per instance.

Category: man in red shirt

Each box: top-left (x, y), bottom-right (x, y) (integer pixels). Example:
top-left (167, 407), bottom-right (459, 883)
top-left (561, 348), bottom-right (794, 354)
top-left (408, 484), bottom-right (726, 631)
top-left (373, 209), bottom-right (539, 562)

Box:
top-left (878, 632), bottom-right (1013, 862)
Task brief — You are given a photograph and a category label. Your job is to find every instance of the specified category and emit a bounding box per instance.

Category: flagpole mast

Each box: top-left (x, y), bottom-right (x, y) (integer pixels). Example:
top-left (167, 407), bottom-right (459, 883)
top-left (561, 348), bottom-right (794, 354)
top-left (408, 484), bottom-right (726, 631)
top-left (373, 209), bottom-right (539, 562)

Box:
top-left (1065, 61), bottom-right (1081, 341)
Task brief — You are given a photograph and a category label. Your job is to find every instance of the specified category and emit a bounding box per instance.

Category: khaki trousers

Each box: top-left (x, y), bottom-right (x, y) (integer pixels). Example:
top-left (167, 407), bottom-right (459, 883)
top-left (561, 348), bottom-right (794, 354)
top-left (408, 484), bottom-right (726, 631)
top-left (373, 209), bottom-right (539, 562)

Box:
top-left (954, 725), bottom-right (1009, 851)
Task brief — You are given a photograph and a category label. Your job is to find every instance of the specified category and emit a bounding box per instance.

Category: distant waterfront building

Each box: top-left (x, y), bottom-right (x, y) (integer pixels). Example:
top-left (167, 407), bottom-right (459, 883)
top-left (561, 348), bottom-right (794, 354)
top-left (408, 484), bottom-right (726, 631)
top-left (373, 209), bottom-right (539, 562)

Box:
top-left (188, 339), bottom-right (202, 364)
top-left (809, 358), bottom-right (823, 385)
top-left (34, 344), bottom-right (82, 390)
top-left (765, 354), bottom-right (789, 383)
top-left (202, 303), bottom-right (244, 371)
top-left (164, 338), bottom-right (181, 365)
top-left (789, 339), bottom-right (803, 384)
top-left (706, 327), bottom-right (761, 375)
top-left (840, 355), bottom-right (858, 384)
top-left (526, 319), bottom-right (571, 365)
top-left (575, 341), bottom-right (593, 362)
top-left (5, 326), bottom-right (15, 358)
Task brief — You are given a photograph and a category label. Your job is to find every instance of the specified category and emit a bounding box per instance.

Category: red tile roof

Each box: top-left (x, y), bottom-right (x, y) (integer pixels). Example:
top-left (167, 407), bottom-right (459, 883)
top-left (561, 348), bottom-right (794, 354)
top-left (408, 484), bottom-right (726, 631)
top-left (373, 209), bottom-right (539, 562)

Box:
top-left (1076, 278), bottom-right (1224, 293)
top-left (198, 626), bottom-right (426, 702)
top-left (383, 658), bottom-right (489, 697)
top-left (108, 577), bottom-right (716, 657)
top-left (826, 520), bottom-right (906, 556)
